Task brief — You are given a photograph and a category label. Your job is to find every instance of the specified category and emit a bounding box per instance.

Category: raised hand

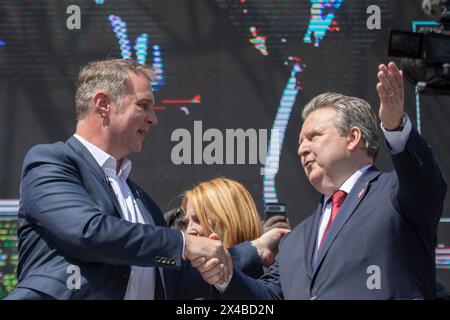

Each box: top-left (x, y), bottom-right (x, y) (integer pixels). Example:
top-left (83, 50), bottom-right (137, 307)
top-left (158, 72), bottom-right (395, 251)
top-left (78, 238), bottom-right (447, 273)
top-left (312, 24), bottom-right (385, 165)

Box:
top-left (376, 61), bottom-right (405, 130)
top-left (262, 215), bottom-right (291, 234)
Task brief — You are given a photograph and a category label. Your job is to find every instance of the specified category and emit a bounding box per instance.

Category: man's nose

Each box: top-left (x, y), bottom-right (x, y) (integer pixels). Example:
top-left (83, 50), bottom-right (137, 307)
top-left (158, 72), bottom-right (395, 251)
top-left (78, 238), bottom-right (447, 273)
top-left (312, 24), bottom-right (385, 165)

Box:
top-left (187, 228), bottom-right (199, 236)
top-left (147, 108), bottom-right (158, 127)
top-left (298, 141), bottom-right (309, 158)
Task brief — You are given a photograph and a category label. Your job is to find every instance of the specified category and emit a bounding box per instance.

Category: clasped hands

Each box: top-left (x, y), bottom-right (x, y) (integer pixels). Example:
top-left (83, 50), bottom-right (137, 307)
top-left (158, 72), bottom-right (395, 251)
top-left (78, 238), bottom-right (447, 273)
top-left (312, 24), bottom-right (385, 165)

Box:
top-left (183, 226), bottom-right (290, 285)
top-left (183, 233), bottom-right (232, 285)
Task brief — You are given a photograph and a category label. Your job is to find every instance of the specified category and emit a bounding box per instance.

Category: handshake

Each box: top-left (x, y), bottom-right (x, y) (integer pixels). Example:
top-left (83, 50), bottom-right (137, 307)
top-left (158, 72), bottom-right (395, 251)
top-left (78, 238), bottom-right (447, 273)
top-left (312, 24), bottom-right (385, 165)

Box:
top-left (183, 233), bottom-right (233, 285)
top-left (183, 227), bottom-right (290, 285)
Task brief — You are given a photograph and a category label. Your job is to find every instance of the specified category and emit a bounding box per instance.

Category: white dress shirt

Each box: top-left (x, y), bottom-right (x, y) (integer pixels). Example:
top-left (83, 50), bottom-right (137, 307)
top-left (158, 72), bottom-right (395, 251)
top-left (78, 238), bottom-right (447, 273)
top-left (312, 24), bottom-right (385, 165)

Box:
top-left (74, 134), bottom-right (156, 300)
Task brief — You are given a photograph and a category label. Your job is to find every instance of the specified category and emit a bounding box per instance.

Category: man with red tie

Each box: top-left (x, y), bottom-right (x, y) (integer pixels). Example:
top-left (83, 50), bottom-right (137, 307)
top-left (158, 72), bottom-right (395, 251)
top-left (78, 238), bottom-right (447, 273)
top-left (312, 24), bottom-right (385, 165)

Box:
top-left (209, 62), bottom-right (447, 299)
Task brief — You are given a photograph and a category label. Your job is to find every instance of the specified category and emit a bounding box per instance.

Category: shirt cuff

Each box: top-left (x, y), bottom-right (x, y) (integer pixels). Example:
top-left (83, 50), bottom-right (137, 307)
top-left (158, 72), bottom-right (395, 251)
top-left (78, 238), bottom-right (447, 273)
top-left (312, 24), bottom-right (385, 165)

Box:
top-left (214, 275), bottom-right (232, 293)
top-left (381, 114), bottom-right (412, 155)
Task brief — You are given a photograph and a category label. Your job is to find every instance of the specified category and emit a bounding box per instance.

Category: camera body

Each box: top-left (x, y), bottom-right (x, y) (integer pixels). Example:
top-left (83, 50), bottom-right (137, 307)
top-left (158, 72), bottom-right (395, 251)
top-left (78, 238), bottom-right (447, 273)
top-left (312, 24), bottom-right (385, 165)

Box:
top-left (388, 0), bottom-right (450, 95)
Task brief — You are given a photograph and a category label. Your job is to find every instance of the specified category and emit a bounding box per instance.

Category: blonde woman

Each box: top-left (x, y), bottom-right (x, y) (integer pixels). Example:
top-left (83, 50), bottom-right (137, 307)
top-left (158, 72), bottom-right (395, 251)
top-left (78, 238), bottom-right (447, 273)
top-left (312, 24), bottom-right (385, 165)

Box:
top-left (181, 177), bottom-right (289, 269)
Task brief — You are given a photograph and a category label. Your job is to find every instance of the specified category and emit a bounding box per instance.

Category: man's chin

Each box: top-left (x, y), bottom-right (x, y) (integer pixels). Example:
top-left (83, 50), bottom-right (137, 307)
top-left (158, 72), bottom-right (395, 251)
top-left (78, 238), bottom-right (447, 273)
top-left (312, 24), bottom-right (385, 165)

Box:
top-left (306, 171), bottom-right (317, 183)
top-left (132, 143), bottom-right (143, 153)
top-left (307, 175), bottom-right (323, 192)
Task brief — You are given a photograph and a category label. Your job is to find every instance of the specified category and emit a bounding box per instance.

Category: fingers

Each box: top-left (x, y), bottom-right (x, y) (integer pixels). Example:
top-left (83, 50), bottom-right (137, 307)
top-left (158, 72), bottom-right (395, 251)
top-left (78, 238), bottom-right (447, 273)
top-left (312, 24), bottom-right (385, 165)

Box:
top-left (197, 259), bottom-right (231, 285)
top-left (204, 273), bottom-right (222, 285)
top-left (388, 61), bottom-right (403, 90)
top-left (203, 266), bottom-right (225, 285)
top-left (184, 234), bottom-right (233, 284)
top-left (377, 62), bottom-right (405, 129)
top-left (200, 261), bottom-right (225, 285)
top-left (191, 256), bottom-right (206, 268)
top-left (285, 218), bottom-right (291, 229)
top-left (266, 221), bottom-right (290, 231)
top-left (265, 215), bottom-right (286, 225)
top-left (197, 258), bottom-right (220, 274)
top-left (276, 227), bottom-right (291, 237)
top-left (377, 62), bottom-right (403, 99)
top-left (376, 81), bottom-right (390, 99)
top-left (377, 67), bottom-right (395, 98)
top-left (194, 257), bottom-right (226, 285)
top-left (266, 227), bottom-right (291, 239)
top-left (263, 215), bottom-right (290, 233)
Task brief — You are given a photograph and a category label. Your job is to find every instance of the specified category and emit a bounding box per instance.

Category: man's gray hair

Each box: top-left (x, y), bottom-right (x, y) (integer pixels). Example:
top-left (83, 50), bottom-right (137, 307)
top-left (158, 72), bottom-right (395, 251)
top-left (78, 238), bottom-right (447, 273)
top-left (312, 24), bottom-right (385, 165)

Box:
top-left (75, 58), bottom-right (154, 120)
top-left (302, 92), bottom-right (380, 160)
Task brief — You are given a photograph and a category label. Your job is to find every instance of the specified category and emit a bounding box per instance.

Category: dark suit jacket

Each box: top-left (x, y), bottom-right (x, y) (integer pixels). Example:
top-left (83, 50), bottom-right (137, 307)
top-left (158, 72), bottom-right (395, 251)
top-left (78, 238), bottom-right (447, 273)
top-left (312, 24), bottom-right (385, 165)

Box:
top-left (223, 127), bottom-right (447, 300)
top-left (11, 136), bottom-right (260, 299)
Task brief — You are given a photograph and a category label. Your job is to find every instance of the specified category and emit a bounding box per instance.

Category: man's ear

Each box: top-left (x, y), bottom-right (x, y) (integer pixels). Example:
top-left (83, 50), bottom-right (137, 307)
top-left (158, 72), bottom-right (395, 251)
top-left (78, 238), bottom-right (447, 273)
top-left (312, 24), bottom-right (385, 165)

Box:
top-left (347, 126), bottom-right (362, 152)
top-left (92, 92), bottom-right (111, 118)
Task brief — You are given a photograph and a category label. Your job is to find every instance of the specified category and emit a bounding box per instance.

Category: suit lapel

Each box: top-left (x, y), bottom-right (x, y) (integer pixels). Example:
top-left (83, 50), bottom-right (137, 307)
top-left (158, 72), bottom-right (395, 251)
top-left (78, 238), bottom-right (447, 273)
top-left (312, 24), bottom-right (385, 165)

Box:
top-left (304, 200), bottom-right (324, 279)
top-left (313, 167), bottom-right (382, 277)
top-left (67, 136), bottom-right (124, 218)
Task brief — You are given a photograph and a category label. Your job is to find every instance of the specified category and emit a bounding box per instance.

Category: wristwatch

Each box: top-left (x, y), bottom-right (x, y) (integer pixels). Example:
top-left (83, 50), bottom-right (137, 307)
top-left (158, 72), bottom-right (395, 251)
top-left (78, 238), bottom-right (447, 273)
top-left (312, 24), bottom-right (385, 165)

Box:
top-left (385, 114), bottom-right (406, 132)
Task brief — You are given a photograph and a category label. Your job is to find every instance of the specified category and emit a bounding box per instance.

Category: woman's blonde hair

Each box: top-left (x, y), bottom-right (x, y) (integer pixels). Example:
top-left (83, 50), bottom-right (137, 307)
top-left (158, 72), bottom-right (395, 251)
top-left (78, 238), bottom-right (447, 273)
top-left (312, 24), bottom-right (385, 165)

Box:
top-left (182, 177), bottom-right (262, 248)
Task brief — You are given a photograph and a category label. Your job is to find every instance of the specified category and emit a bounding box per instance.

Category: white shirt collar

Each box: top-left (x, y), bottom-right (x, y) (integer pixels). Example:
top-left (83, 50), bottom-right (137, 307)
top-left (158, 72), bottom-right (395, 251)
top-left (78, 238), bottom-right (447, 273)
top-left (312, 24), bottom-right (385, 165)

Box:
top-left (73, 134), bottom-right (132, 180)
top-left (324, 164), bottom-right (372, 204)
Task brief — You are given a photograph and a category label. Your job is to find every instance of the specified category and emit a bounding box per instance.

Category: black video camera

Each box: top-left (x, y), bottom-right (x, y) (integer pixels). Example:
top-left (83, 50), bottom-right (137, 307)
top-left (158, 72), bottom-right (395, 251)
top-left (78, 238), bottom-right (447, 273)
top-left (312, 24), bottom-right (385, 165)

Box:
top-left (388, 0), bottom-right (450, 95)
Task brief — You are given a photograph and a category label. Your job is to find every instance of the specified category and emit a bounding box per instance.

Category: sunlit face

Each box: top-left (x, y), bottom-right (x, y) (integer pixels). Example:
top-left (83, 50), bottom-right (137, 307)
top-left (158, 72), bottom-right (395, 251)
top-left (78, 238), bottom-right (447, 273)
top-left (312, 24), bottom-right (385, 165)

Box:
top-left (108, 72), bottom-right (158, 159)
top-left (185, 201), bottom-right (206, 237)
top-left (298, 108), bottom-right (351, 195)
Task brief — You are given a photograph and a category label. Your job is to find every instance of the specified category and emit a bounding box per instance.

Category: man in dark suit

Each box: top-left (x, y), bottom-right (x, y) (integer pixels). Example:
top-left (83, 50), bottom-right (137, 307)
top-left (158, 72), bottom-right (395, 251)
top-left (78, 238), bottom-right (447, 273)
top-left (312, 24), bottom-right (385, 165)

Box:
top-left (214, 62), bottom-right (447, 299)
top-left (5, 58), bottom-right (261, 299)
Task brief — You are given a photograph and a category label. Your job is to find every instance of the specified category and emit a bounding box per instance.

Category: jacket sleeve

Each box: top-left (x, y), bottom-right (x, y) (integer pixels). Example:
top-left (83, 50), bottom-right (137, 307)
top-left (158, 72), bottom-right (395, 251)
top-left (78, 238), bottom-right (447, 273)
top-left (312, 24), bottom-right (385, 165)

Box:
top-left (228, 241), bottom-right (264, 278)
top-left (390, 126), bottom-right (447, 232)
top-left (173, 241), bottom-right (264, 299)
top-left (220, 260), bottom-right (283, 300)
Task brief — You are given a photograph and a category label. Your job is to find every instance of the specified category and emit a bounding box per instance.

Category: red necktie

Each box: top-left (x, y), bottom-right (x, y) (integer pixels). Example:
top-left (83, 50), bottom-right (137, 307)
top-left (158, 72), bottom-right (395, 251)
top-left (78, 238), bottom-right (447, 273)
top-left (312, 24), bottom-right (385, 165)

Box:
top-left (319, 190), bottom-right (347, 249)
